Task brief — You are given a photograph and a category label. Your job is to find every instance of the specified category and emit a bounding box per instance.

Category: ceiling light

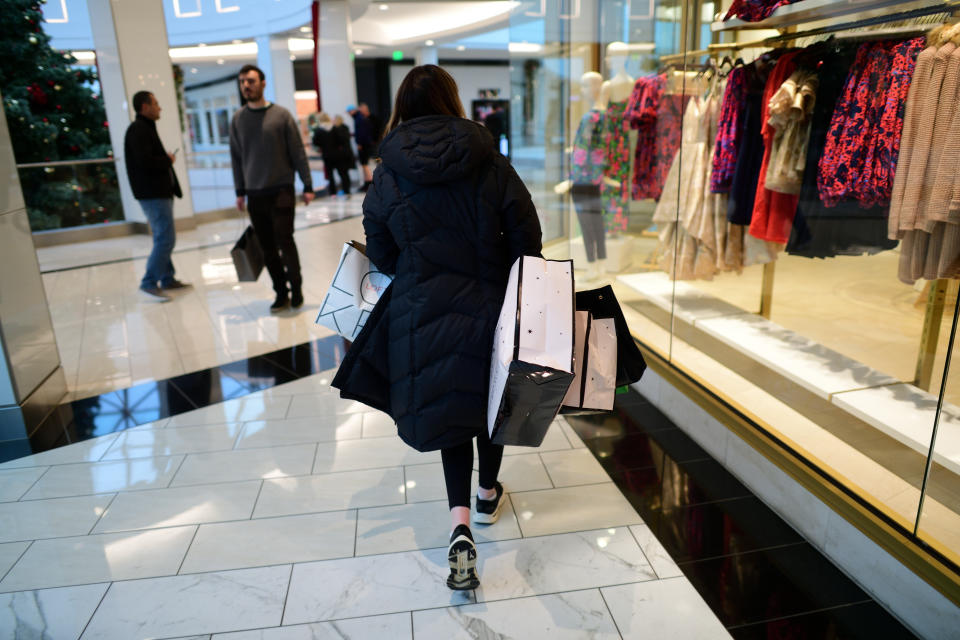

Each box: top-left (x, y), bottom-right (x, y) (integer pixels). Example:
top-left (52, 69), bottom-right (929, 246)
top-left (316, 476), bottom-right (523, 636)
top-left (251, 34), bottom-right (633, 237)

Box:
top-left (299, 26), bottom-right (311, 33)
top-left (71, 50), bottom-right (96, 62)
top-left (425, 40), bottom-right (435, 46)
top-left (379, 3), bottom-right (389, 9)
top-left (289, 55), bottom-right (296, 60)
top-left (190, 67), bottom-right (198, 73)
top-left (216, 58), bottom-right (225, 65)
top-left (456, 45), bottom-right (466, 51)
top-left (231, 39), bottom-right (242, 44)
top-left (197, 43), bottom-right (206, 47)
top-left (355, 48), bottom-right (363, 55)
top-left (508, 42), bottom-right (542, 53)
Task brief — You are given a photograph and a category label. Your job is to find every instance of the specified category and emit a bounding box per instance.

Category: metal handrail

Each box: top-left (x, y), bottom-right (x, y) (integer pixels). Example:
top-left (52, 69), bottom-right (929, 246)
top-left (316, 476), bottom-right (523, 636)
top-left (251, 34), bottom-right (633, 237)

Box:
top-left (16, 157), bottom-right (116, 169)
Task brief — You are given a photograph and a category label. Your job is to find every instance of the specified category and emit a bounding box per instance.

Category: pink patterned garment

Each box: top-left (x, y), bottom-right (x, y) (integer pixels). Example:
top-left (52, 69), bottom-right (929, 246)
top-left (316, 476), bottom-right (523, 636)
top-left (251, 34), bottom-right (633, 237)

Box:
top-left (710, 65), bottom-right (749, 193)
top-left (723, 0), bottom-right (795, 22)
top-left (626, 74), bottom-right (687, 201)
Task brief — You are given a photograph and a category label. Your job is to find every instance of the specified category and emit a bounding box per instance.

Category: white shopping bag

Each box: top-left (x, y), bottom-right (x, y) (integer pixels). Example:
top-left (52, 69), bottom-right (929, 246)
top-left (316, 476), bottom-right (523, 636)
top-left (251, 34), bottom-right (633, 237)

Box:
top-left (315, 241), bottom-right (393, 340)
top-left (487, 256), bottom-right (575, 446)
top-left (562, 310), bottom-right (617, 410)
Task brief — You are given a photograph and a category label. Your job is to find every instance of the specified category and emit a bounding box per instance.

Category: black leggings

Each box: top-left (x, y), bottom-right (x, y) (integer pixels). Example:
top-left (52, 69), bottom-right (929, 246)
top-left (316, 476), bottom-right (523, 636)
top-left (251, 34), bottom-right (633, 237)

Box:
top-left (571, 183), bottom-right (607, 262)
top-left (441, 429), bottom-right (504, 510)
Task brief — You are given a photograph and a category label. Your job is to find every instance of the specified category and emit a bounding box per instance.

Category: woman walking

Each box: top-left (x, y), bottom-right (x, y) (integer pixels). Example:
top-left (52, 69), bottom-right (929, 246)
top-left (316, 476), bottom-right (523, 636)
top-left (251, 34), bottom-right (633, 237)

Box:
top-left (312, 112), bottom-right (355, 197)
top-left (333, 65), bottom-right (542, 590)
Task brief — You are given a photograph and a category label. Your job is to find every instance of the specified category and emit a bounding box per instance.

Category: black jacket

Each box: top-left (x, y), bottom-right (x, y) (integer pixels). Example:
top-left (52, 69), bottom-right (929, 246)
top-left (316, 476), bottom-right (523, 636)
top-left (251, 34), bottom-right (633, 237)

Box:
top-left (333, 115), bottom-right (542, 451)
top-left (123, 115), bottom-right (181, 200)
top-left (312, 124), bottom-right (355, 169)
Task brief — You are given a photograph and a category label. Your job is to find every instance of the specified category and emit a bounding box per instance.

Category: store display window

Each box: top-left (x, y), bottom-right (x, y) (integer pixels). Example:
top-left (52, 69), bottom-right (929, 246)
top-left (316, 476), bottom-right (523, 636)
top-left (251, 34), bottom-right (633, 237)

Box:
top-left (509, 0), bottom-right (960, 570)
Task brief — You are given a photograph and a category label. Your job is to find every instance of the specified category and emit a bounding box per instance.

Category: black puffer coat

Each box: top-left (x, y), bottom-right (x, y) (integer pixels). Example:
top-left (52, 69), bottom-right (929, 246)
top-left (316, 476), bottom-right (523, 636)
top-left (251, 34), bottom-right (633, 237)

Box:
top-left (333, 115), bottom-right (542, 452)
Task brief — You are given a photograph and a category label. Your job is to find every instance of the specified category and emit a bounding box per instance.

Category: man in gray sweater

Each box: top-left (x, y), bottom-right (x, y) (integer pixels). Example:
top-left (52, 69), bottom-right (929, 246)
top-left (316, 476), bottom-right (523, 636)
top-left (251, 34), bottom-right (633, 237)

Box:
top-left (230, 64), bottom-right (314, 312)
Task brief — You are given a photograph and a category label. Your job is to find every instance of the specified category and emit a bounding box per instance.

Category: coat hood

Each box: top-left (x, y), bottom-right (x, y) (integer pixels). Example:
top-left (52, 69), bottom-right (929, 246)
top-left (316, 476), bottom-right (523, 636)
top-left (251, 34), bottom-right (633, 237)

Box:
top-left (378, 115), bottom-right (494, 185)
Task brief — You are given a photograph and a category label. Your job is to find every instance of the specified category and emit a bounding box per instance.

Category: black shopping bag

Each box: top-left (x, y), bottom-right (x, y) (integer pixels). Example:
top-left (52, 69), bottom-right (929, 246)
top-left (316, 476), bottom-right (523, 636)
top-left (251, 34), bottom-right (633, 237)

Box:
top-left (575, 285), bottom-right (646, 386)
top-left (487, 256), bottom-right (575, 447)
top-left (231, 225), bottom-right (264, 282)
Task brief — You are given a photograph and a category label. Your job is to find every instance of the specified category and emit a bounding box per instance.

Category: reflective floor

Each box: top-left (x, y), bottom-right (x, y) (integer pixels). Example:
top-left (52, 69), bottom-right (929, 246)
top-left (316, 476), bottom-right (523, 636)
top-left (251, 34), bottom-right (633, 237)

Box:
top-left (39, 196), bottom-right (363, 401)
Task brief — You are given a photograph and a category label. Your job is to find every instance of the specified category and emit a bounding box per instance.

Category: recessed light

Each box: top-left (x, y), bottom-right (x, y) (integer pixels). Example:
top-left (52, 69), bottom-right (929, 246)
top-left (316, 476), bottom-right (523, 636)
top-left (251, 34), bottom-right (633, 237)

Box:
top-left (299, 26), bottom-right (311, 33)
top-left (289, 55), bottom-right (296, 61)
top-left (197, 43), bottom-right (206, 47)
top-left (379, 3), bottom-right (388, 10)
top-left (232, 39), bottom-right (242, 44)
top-left (216, 58), bottom-right (224, 64)
top-left (425, 40), bottom-right (435, 46)
top-left (457, 45), bottom-right (466, 51)
top-left (190, 67), bottom-right (198, 73)
top-left (355, 48), bottom-right (363, 55)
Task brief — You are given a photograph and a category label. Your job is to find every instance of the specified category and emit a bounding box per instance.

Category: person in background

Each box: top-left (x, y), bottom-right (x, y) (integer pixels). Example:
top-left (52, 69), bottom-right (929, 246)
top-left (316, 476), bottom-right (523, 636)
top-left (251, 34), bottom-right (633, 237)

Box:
top-left (483, 104), bottom-right (507, 155)
top-left (333, 65), bottom-right (542, 591)
top-left (312, 112), bottom-right (355, 198)
top-left (230, 64), bottom-right (314, 312)
top-left (359, 103), bottom-right (383, 149)
top-left (331, 115), bottom-right (356, 197)
top-left (347, 104), bottom-right (374, 191)
top-left (124, 90), bottom-right (188, 302)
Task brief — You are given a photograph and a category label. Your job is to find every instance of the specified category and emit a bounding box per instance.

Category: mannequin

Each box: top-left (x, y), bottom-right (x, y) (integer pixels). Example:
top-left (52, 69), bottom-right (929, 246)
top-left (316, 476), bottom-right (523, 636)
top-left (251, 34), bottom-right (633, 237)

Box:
top-left (556, 71), bottom-right (618, 282)
top-left (598, 41), bottom-right (636, 240)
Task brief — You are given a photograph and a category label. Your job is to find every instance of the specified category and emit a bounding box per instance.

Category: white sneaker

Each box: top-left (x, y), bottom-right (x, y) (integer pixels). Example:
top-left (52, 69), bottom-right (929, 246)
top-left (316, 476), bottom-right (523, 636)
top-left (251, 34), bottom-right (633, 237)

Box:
top-left (473, 481), bottom-right (506, 524)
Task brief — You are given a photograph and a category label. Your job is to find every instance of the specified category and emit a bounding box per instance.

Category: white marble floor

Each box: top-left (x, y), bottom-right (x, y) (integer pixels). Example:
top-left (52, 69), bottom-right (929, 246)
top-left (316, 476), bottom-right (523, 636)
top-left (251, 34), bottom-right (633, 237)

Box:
top-left (39, 198), bottom-right (364, 400)
top-left (0, 372), bottom-right (732, 639)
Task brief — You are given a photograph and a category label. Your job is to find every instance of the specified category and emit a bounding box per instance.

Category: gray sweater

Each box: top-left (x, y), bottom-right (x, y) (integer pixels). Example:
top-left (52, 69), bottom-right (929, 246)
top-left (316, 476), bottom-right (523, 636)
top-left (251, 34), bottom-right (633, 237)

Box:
top-left (229, 103), bottom-right (312, 196)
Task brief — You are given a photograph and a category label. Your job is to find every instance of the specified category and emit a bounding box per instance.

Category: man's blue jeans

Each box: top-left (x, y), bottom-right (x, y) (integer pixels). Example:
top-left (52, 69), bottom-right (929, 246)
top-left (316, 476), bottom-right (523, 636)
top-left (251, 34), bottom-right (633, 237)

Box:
top-left (139, 198), bottom-right (176, 289)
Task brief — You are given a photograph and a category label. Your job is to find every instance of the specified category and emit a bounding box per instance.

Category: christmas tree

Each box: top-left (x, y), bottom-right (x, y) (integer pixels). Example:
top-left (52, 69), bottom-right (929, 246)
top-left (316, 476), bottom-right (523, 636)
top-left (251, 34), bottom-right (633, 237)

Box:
top-left (0, 0), bottom-right (121, 230)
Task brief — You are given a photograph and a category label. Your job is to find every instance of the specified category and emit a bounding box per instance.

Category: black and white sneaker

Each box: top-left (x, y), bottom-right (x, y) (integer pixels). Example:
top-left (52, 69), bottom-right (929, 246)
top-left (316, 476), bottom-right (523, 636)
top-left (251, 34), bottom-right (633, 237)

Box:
top-left (446, 524), bottom-right (480, 591)
top-left (473, 481), bottom-right (505, 525)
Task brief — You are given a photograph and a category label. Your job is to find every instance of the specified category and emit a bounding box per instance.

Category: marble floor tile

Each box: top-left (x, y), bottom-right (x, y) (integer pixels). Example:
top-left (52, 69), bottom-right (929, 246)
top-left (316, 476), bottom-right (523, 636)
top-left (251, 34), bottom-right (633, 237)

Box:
top-left (21, 455), bottom-right (185, 500)
top-left (93, 480), bottom-right (262, 533)
top-left (502, 422), bottom-right (572, 456)
top-left (557, 418), bottom-right (587, 449)
top-left (361, 411), bottom-right (398, 438)
top-left (253, 468), bottom-right (404, 518)
top-left (179, 511), bottom-right (357, 574)
top-left (0, 494), bottom-right (114, 543)
top-left (0, 526), bottom-right (196, 592)
top-left (212, 613), bottom-right (412, 639)
top-left (286, 393), bottom-right (372, 419)
top-left (234, 414), bottom-right (363, 450)
top-left (540, 448), bottom-right (611, 487)
top-left (0, 583), bottom-right (109, 640)
top-left (630, 524), bottom-right (684, 579)
top-left (0, 467), bottom-right (48, 501)
top-left (403, 454), bottom-right (554, 504)
top-left (266, 374), bottom-right (339, 396)
top-left (100, 424), bottom-right (242, 460)
top-left (0, 434), bottom-right (119, 469)
top-left (601, 577), bottom-right (732, 639)
top-left (0, 542), bottom-right (29, 579)
top-left (283, 548), bottom-right (474, 625)
top-left (166, 396), bottom-right (293, 428)
top-left (313, 437), bottom-right (441, 474)
top-left (474, 528), bottom-right (655, 602)
top-left (413, 589), bottom-right (621, 639)
top-left (80, 565), bottom-right (290, 639)
top-left (170, 444), bottom-right (316, 487)
top-left (511, 483), bottom-right (643, 537)
top-left (355, 499), bottom-right (521, 556)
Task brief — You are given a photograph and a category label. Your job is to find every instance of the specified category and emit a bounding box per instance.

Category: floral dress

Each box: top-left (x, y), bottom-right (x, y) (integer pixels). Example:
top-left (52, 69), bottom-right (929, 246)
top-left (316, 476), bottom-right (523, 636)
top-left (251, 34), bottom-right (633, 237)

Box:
top-left (569, 108), bottom-right (607, 185)
top-left (711, 65), bottom-right (749, 193)
top-left (601, 100), bottom-right (630, 232)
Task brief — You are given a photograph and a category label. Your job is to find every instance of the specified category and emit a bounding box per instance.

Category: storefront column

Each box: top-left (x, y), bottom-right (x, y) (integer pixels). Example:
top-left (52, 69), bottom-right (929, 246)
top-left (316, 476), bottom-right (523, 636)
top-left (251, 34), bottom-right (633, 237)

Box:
top-left (316, 0), bottom-right (357, 120)
top-left (256, 34), bottom-right (298, 118)
top-left (0, 91), bottom-right (68, 462)
top-left (416, 45), bottom-right (439, 66)
top-left (87, 0), bottom-right (195, 227)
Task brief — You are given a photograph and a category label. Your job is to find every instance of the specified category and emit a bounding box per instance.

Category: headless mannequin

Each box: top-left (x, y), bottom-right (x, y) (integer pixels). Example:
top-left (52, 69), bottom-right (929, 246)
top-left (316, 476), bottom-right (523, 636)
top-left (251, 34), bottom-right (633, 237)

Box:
top-left (603, 42), bottom-right (636, 103)
top-left (555, 71), bottom-right (614, 281)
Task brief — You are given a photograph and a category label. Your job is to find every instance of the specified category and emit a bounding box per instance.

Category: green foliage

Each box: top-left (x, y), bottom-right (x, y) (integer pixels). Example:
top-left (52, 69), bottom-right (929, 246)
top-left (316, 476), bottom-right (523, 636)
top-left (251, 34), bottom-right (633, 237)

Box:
top-left (0, 0), bottom-right (121, 230)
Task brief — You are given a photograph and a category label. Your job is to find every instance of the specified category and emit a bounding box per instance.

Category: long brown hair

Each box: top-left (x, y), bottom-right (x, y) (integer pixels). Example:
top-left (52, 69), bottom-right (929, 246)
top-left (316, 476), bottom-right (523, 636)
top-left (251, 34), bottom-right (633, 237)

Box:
top-left (385, 65), bottom-right (465, 134)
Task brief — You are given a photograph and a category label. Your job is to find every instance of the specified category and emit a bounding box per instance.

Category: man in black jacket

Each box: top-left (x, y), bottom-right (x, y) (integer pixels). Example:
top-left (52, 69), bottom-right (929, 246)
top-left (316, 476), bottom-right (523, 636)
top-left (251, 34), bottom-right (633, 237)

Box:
top-left (124, 91), bottom-right (187, 302)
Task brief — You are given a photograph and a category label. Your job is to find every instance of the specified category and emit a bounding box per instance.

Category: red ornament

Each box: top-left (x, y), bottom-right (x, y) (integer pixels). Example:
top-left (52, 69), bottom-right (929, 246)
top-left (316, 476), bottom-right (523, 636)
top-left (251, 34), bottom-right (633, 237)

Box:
top-left (103, 121), bottom-right (108, 127)
top-left (27, 83), bottom-right (48, 106)
top-left (56, 105), bottom-right (62, 110)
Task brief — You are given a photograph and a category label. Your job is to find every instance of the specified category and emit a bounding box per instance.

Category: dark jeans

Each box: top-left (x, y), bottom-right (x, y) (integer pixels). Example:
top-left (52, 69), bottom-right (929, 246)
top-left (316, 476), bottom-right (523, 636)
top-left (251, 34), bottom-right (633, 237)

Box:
top-left (441, 429), bottom-right (504, 510)
top-left (326, 164), bottom-right (352, 194)
top-left (139, 197), bottom-right (176, 289)
top-left (572, 183), bottom-right (606, 262)
top-left (247, 186), bottom-right (301, 296)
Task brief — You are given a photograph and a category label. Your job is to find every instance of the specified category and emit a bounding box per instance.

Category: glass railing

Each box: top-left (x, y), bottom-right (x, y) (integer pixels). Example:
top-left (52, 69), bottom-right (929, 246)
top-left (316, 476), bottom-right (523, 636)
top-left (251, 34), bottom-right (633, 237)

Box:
top-left (16, 158), bottom-right (123, 231)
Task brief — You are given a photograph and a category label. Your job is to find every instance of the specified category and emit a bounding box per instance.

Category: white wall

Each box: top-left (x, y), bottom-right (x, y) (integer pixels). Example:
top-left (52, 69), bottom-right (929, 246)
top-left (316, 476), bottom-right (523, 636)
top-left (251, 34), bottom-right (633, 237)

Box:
top-left (388, 63), bottom-right (510, 122)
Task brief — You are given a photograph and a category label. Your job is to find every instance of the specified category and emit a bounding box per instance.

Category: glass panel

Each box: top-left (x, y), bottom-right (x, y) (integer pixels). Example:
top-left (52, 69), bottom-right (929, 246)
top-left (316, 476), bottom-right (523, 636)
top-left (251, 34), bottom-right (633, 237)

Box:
top-left (534, 0), bottom-right (960, 537)
top-left (17, 161), bottom-right (123, 231)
